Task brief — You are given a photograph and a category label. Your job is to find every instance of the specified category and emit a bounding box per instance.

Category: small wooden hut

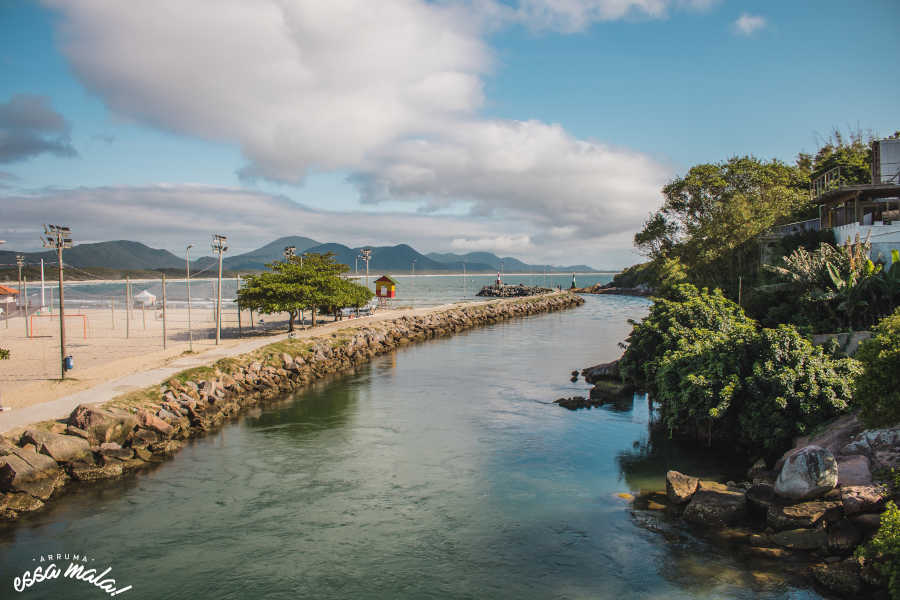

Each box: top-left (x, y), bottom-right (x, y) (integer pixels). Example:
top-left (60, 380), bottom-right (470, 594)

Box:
top-left (375, 275), bottom-right (398, 299)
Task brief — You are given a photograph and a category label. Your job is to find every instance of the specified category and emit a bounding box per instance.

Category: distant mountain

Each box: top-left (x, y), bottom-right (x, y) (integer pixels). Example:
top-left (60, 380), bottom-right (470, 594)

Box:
top-left (221, 235), bottom-right (319, 271)
top-left (426, 251), bottom-right (596, 273)
top-left (302, 243), bottom-right (449, 273)
top-left (0, 240), bottom-right (184, 271)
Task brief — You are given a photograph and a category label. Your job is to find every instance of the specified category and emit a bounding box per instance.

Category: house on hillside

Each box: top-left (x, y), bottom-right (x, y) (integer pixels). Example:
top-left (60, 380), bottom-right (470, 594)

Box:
top-left (763, 138), bottom-right (900, 267)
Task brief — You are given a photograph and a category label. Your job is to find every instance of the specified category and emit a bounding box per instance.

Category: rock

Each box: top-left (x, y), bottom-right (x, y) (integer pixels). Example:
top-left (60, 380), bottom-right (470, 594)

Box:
top-left (811, 559), bottom-right (864, 598)
top-left (98, 442), bottom-right (133, 461)
top-left (747, 458), bottom-right (768, 481)
top-left (281, 353), bottom-right (294, 368)
top-left (0, 442), bottom-right (65, 499)
top-left (745, 483), bottom-right (777, 516)
top-left (774, 445), bottom-right (837, 500)
top-left (837, 455), bottom-right (872, 486)
top-left (137, 410), bottom-right (174, 437)
top-left (69, 462), bottom-right (123, 482)
top-left (849, 513), bottom-right (883, 533)
top-left (581, 360), bottom-right (620, 383)
top-left (0, 492), bottom-right (45, 517)
top-left (794, 414), bottom-right (862, 457)
top-left (771, 527), bottom-right (828, 550)
top-left (149, 440), bottom-right (184, 456)
top-left (744, 546), bottom-right (790, 560)
top-left (682, 482), bottom-right (747, 528)
top-left (65, 425), bottom-right (91, 441)
top-left (133, 447), bottom-right (154, 462)
top-left (827, 519), bottom-right (862, 554)
top-left (766, 500), bottom-right (841, 531)
top-left (665, 471), bottom-right (699, 504)
top-left (872, 448), bottom-right (900, 471)
top-left (553, 396), bottom-right (600, 410)
top-left (20, 429), bottom-right (92, 464)
top-left (67, 404), bottom-right (136, 445)
top-left (841, 485), bottom-right (886, 516)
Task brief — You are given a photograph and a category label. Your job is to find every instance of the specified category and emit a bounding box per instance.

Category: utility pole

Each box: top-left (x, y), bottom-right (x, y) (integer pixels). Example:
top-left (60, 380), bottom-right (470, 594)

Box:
top-left (186, 245), bottom-right (193, 352)
top-left (212, 234), bottom-right (228, 345)
top-left (40, 259), bottom-right (45, 309)
top-left (16, 255), bottom-right (24, 311)
top-left (41, 225), bottom-right (72, 380)
top-left (126, 276), bottom-right (131, 339)
top-left (236, 274), bottom-right (242, 338)
top-left (23, 276), bottom-right (28, 336)
top-left (359, 248), bottom-right (372, 289)
top-left (162, 273), bottom-right (167, 349)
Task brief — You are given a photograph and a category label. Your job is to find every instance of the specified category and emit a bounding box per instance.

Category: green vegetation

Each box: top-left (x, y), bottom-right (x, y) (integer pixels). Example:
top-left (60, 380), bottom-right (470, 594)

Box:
top-left (854, 307), bottom-right (900, 427)
top-left (0, 348), bottom-right (8, 360)
top-left (856, 501), bottom-right (900, 600)
top-left (621, 285), bottom-right (858, 454)
top-left (236, 252), bottom-right (373, 331)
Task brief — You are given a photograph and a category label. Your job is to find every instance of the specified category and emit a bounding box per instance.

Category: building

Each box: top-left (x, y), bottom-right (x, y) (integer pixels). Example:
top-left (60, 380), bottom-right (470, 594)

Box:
top-left (0, 285), bottom-right (19, 315)
top-left (814, 139), bottom-right (900, 265)
top-left (374, 275), bottom-right (397, 300)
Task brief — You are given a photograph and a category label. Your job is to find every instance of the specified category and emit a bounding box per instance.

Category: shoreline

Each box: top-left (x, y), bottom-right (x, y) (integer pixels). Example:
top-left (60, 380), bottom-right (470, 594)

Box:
top-left (0, 292), bottom-right (584, 523)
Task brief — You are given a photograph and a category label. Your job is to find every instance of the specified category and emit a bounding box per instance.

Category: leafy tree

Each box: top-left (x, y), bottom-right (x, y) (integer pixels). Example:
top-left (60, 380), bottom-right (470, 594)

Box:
top-left (619, 284), bottom-right (756, 391)
top-left (854, 307), bottom-right (900, 427)
top-left (808, 128), bottom-right (873, 186)
top-left (855, 500), bottom-right (900, 599)
top-left (237, 252), bottom-right (372, 331)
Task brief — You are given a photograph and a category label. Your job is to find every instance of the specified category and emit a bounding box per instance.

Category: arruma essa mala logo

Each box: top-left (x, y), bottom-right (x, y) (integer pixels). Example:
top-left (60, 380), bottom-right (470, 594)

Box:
top-left (12, 552), bottom-right (132, 596)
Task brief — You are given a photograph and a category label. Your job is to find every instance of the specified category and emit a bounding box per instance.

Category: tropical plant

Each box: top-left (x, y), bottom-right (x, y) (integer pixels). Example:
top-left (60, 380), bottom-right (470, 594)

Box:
top-left (619, 284), bottom-right (756, 391)
top-left (854, 307), bottom-right (900, 427)
top-left (654, 324), bottom-right (859, 454)
top-left (855, 500), bottom-right (900, 599)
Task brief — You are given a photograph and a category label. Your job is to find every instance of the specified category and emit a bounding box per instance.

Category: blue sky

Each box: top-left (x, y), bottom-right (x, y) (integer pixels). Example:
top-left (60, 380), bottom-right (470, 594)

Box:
top-left (1, 1), bottom-right (898, 267)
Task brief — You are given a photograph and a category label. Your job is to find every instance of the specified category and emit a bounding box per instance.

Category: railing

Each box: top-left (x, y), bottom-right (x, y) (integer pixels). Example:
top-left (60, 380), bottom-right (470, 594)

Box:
top-left (810, 166), bottom-right (842, 201)
top-left (766, 218), bottom-right (822, 237)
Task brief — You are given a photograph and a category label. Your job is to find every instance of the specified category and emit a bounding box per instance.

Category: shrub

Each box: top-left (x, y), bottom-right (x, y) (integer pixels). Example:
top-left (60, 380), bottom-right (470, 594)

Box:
top-left (0, 348), bottom-right (8, 360)
top-left (619, 284), bottom-right (756, 391)
top-left (856, 500), bottom-right (900, 600)
top-left (855, 307), bottom-right (900, 427)
top-left (654, 324), bottom-right (859, 453)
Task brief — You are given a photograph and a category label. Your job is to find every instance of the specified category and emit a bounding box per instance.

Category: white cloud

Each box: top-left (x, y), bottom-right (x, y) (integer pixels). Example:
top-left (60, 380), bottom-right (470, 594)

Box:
top-left (39, 0), bottom-right (679, 264)
top-left (0, 184), bottom-right (639, 267)
top-left (733, 13), bottom-right (766, 36)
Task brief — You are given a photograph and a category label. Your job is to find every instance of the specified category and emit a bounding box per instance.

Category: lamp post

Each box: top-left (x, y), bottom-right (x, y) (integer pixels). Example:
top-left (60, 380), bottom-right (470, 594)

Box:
top-left (358, 248), bottom-right (372, 289)
top-left (186, 244), bottom-right (193, 352)
top-left (41, 225), bottom-right (72, 379)
top-left (212, 234), bottom-right (228, 345)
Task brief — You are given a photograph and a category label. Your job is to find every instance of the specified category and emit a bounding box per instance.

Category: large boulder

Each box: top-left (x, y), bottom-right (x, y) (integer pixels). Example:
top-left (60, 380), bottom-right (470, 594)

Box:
top-left (841, 485), bottom-right (886, 516)
top-left (20, 429), bottom-right (92, 464)
top-left (136, 410), bottom-right (174, 437)
top-left (0, 441), bottom-right (65, 500)
top-left (67, 404), bottom-right (136, 445)
top-left (581, 360), bottom-right (620, 384)
top-left (665, 471), bottom-right (699, 504)
top-left (771, 527), bottom-right (828, 550)
top-left (766, 500), bottom-right (841, 531)
top-left (774, 445), bottom-right (837, 501)
top-left (836, 455), bottom-right (872, 486)
top-left (682, 481), bottom-right (747, 528)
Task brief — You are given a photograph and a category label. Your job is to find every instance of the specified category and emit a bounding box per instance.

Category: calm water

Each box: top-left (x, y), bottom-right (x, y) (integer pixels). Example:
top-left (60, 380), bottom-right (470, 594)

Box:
top-left (0, 295), bottom-right (821, 599)
top-left (32, 273), bottom-right (615, 310)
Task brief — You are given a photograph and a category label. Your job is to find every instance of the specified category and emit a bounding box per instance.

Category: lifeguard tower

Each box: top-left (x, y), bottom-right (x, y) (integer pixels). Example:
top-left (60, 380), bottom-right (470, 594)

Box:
top-left (374, 275), bottom-right (398, 307)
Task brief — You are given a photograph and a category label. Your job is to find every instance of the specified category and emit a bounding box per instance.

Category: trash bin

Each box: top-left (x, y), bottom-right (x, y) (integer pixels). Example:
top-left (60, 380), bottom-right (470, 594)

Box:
top-left (64, 355), bottom-right (74, 371)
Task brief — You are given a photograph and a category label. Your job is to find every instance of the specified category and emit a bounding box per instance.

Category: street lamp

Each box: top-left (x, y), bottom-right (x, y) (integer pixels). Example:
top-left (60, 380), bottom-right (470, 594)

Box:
top-left (41, 225), bottom-right (72, 379)
top-left (211, 234), bottom-right (228, 345)
top-left (186, 244), bottom-right (193, 352)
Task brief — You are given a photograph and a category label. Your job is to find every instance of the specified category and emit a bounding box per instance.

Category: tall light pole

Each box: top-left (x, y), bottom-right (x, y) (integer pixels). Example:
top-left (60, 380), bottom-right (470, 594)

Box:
top-left (16, 255), bottom-right (24, 310)
top-left (212, 234), bottom-right (228, 345)
top-left (358, 248), bottom-right (372, 289)
top-left (41, 225), bottom-right (72, 379)
top-left (186, 244), bottom-right (193, 352)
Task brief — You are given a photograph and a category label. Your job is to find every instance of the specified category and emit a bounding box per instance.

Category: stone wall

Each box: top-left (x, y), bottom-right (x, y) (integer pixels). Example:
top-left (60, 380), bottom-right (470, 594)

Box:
top-left (0, 293), bottom-right (584, 522)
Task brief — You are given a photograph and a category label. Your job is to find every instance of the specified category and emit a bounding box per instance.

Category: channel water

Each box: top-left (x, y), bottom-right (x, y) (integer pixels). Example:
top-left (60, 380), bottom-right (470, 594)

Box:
top-left (0, 295), bottom-right (822, 599)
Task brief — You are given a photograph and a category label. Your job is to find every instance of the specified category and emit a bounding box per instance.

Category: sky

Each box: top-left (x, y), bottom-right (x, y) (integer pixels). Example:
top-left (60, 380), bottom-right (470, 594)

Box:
top-left (1, 0), bottom-right (898, 268)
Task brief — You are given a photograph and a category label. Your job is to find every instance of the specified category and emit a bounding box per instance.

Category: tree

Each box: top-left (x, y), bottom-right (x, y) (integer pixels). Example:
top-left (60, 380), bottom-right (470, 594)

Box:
top-left (809, 128), bottom-right (873, 186)
top-left (237, 252), bottom-right (373, 331)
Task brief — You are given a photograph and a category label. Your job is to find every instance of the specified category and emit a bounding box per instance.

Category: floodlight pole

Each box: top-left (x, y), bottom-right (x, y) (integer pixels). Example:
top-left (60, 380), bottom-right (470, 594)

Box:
top-left (212, 234), bottom-right (228, 345)
top-left (359, 248), bottom-right (372, 289)
top-left (42, 225), bottom-right (71, 380)
top-left (162, 273), bottom-right (167, 349)
top-left (16, 255), bottom-right (24, 311)
top-left (186, 245), bottom-right (193, 352)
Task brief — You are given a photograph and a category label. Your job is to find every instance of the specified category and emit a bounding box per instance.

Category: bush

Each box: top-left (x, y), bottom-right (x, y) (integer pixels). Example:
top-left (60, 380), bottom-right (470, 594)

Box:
top-left (855, 307), bottom-right (900, 427)
top-left (619, 284), bottom-right (756, 391)
top-left (654, 325), bottom-right (859, 453)
top-left (856, 500), bottom-right (900, 600)
top-left (0, 348), bottom-right (8, 360)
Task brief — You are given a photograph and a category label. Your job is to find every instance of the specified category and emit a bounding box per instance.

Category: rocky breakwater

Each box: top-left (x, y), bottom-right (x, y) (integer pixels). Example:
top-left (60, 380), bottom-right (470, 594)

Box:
top-left (0, 293), bottom-right (583, 523)
top-left (476, 284), bottom-right (552, 298)
top-left (632, 419), bottom-right (899, 599)
top-left (573, 282), bottom-right (652, 297)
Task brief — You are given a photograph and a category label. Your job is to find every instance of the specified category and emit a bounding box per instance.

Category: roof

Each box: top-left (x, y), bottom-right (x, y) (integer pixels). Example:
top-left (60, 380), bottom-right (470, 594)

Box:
top-left (374, 275), bottom-right (399, 285)
top-left (0, 285), bottom-right (19, 296)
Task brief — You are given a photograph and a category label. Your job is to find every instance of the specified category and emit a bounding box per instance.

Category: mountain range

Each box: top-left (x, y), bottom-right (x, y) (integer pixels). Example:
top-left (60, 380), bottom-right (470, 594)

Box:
top-left (0, 237), bottom-right (599, 275)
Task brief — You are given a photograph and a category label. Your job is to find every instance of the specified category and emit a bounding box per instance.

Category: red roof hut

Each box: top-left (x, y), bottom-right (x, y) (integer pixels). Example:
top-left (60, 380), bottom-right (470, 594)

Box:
top-left (374, 275), bottom-right (398, 299)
